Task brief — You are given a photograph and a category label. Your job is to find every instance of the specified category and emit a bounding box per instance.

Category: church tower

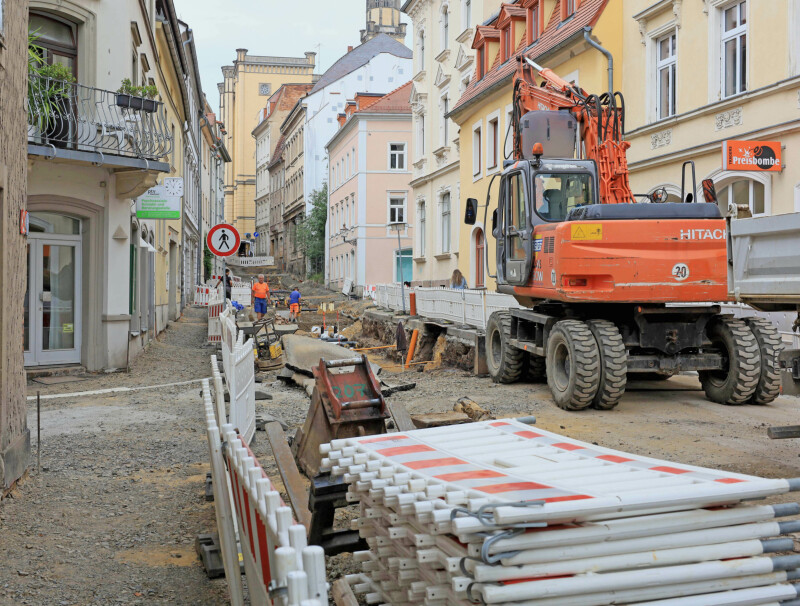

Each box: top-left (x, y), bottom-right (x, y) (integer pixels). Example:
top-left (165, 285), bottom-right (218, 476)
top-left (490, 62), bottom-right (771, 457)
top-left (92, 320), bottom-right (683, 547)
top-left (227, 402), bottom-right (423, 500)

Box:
top-left (361, 0), bottom-right (407, 44)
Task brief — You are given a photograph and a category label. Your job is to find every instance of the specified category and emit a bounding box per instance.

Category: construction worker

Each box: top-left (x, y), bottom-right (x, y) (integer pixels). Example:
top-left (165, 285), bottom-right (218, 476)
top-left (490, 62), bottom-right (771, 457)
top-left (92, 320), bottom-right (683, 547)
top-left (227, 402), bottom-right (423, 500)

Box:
top-left (289, 287), bottom-right (301, 323)
top-left (252, 274), bottom-right (270, 320)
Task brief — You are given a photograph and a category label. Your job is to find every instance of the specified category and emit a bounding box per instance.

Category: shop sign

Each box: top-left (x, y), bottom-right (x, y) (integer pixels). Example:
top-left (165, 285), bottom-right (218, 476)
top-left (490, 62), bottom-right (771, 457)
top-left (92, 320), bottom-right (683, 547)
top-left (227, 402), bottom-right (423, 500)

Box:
top-left (136, 185), bottom-right (181, 219)
top-left (722, 140), bottom-right (782, 172)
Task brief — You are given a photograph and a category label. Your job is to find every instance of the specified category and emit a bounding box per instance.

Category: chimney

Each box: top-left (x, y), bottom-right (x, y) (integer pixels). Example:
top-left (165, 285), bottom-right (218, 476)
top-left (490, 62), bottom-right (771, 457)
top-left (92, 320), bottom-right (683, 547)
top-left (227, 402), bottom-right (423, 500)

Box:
top-left (347, 45), bottom-right (354, 53)
top-left (337, 113), bottom-right (347, 128)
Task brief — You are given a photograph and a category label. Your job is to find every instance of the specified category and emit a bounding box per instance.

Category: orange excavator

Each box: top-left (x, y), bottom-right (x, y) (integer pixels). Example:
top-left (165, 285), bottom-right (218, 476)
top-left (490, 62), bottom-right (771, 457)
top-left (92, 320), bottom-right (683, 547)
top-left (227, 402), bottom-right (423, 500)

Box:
top-left (465, 38), bottom-right (782, 411)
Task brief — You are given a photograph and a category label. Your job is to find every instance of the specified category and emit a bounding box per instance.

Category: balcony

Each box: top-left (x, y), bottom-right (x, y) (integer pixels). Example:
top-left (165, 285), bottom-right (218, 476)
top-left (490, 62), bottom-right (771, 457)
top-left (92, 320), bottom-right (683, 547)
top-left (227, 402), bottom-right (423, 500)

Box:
top-left (27, 74), bottom-right (173, 175)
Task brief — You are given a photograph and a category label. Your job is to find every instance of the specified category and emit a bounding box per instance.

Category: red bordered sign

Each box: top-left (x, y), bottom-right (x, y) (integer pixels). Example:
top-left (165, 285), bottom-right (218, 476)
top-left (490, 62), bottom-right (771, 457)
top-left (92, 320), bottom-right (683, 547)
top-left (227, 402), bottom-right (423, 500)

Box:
top-left (207, 223), bottom-right (241, 257)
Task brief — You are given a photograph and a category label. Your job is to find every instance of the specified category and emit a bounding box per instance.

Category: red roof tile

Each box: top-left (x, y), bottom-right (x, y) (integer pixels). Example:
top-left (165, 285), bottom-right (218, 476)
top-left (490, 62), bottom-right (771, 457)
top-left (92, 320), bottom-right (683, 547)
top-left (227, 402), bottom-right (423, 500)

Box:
top-left (451, 0), bottom-right (609, 118)
top-left (356, 80), bottom-right (413, 114)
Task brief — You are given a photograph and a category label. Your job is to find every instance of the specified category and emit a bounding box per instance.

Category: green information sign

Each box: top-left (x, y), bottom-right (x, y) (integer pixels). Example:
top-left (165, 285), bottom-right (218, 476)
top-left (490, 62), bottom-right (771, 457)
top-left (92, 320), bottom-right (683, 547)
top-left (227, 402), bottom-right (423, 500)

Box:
top-left (136, 185), bottom-right (181, 219)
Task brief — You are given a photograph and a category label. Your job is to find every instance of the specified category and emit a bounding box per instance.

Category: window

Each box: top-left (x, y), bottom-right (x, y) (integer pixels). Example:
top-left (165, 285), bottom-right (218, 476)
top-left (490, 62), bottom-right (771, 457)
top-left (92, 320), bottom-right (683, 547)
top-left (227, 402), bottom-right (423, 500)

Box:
top-left (527, 4), bottom-right (540, 43)
top-left (419, 32), bottom-right (425, 66)
top-left (440, 192), bottom-right (451, 253)
top-left (418, 201), bottom-right (426, 257)
top-left (440, 95), bottom-right (449, 146)
top-left (389, 143), bottom-right (406, 170)
top-left (507, 173), bottom-right (527, 260)
top-left (564, 0), bottom-right (575, 18)
top-left (442, 6), bottom-right (449, 50)
top-left (505, 105), bottom-right (514, 158)
top-left (29, 12), bottom-right (78, 77)
top-left (534, 172), bottom-right (595, 222)
top-left (389, 196), bottom-right (405, 224)
top-left (488, 117), bottom-right (499, 169)
top-left (477, 46), bottom-right (485, 80)
top-left (472, 124), bottom-right (482, 176)
top-left (417, 114), bottom-right (426, 156)
top-left (502, 28), bottom-right (511, 62)
top-left (475, 228), bottom-right (485, 288)
top-left (716, 178), bottom-right (765, 216)
top-left (345, 153), bottom-right (349, 179)
top-left (463, 0), bottom-right (471, 30)
top-left (352, 147), bottom-right (356, 173)
top-left (395, 248), bottom-right (412, 283)
top-left (722, 0), bottom-right (747, 98)
top-left (461, 75), bottom-right (470, 95)
top-left (657, 32), bottom-right (677, 119)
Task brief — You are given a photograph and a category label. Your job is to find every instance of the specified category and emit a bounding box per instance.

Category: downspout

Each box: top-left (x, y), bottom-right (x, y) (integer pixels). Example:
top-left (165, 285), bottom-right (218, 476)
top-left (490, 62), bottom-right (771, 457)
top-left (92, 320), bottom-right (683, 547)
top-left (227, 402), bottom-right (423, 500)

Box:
top-left (583, 26), bottom-right (613, 96)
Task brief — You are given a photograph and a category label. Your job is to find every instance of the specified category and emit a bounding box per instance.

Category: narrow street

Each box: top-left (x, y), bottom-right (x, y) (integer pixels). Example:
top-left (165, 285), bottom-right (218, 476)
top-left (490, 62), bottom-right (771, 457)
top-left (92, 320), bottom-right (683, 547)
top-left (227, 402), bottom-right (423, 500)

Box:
top-left (0, 308), bottom-right (228, 606)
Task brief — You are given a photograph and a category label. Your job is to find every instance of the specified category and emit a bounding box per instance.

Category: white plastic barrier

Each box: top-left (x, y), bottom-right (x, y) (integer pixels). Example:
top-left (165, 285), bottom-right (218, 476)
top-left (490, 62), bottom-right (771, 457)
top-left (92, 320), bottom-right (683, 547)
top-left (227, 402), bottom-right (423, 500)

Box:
top-left (226, 255), bottom-right (275, 267)
top-left (231, 284), bottom-right (252, 307)
top-left (324, 419), bottom-right (800, 605)
top-left (230, 332), bottom-right (256, 446)
top-left (208, 298), bottom-right (225, 344)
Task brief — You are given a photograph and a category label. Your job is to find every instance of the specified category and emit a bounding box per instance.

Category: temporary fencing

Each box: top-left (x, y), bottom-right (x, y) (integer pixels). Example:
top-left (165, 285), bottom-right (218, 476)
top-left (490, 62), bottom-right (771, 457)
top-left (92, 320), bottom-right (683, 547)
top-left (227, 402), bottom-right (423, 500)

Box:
top-left (375, 285), bottom-right (523, 330)
top-left (322, 418), bottom-right (800, 605)
top-left (227, 255), bottom-right (275, 267)
top-left (201, 378), bottom-right (328, 606)
top-left (231, 283), bottom-right (252, 307)
top-left (218, 305), bottom-right (256, 445)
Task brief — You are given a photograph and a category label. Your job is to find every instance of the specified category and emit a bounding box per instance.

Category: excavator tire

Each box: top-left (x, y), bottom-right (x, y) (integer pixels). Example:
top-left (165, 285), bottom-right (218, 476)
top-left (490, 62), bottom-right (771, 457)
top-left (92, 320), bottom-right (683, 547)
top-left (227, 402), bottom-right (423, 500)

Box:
top-left (546, 319), bottom-right (600, 410)
top-left (744, 317), bottom-right (784, 405)
top-left (699, 317), bottom-right (761, 405)
top-left (485, 311), bottom-right (524, 384)
top-left (586, 319), bottom-right (627, 410)
top-left (524, 353), bottom-right (547, 383)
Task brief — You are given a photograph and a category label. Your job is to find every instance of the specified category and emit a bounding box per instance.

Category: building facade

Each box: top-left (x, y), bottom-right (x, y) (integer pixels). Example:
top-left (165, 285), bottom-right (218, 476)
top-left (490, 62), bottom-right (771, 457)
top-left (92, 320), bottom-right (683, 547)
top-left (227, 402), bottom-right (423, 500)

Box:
top-left (450, 0), bottom-right (621, 290)
top-left (303, 34), bottom-right (413, 225)
top-left (362, 0), bottom-right (408, 44)
top-left (218, 50), bottom-right (316, 242)
top-left (402, 0), bottom-right (492, 286)
top-left (326, 83), bottom-right (415, 292)
top-left (267, 137), bottom-right (287, 269)
top-left (1, 0), bottom-right (31, 493)
top-left (200, 104), bottom-right (232, 279)
top-left (622, 0), bottom-right (800, 217)
top-left (253, 84), bottom-right (313, 257)
top-left (282, 101), bottom-right (309, 276)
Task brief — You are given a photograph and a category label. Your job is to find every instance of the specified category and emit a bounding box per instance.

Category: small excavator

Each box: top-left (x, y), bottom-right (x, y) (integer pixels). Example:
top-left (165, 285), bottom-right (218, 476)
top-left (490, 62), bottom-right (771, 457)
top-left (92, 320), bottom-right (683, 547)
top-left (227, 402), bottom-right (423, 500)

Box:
top-left (465, 48), bottom-right (783, 411)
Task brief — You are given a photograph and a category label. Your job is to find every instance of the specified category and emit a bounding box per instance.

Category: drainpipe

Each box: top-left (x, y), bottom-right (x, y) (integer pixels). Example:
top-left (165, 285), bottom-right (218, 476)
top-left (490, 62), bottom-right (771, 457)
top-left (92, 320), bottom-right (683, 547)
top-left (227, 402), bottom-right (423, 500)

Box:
top-left (583, 26), bottom-right (613, 96)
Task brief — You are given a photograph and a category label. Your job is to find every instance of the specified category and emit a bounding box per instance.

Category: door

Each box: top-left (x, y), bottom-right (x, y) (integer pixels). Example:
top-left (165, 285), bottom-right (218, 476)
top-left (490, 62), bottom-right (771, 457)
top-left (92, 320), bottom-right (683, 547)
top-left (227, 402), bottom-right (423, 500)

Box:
top-left (503, 171), bottom-right (533, 286)
top-left (474, 228), bottom-right (485, 288)
top-left (25, 236), bottom-right (82, 366)
top-left (395, 248), bottom-right (412, 284)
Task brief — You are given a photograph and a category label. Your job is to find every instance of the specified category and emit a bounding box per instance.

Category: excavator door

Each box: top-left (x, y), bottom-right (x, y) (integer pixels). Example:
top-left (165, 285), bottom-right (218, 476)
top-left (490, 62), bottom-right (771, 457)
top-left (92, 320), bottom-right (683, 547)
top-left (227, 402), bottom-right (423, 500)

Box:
top-left (500, 167), bottom-right (534, 286)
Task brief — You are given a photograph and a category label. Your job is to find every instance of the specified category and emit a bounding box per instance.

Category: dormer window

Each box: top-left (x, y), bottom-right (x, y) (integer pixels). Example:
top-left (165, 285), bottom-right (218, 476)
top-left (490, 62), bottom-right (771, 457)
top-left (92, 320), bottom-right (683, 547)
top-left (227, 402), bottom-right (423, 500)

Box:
top-left (526, 1), bottom-right (541, 43)
top-left (477, 46), bottom-right (485, 79)
top-left (562, 0), bottom-right (576, 20)
top-left (502, 27), bottom-right (511, 62)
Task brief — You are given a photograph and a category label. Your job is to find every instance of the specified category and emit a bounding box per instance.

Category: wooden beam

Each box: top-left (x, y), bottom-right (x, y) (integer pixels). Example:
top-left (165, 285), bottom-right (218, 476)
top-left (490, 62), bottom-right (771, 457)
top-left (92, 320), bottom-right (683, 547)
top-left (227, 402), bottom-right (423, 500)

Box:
top-left (264, 422), bottom-right (312, 532)
top-left (767, 425), bottom-right (800, 440)
top-left (386, 400), bottom-right (415, 432)
top-left (332, 578), bottom-right (359, 606)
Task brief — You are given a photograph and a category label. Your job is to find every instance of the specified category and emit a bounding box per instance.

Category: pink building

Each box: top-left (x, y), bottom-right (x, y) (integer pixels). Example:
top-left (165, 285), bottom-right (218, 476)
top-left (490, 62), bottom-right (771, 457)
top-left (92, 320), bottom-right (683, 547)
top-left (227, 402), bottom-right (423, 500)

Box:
top-left (325, 82), bottom-right (414, 293)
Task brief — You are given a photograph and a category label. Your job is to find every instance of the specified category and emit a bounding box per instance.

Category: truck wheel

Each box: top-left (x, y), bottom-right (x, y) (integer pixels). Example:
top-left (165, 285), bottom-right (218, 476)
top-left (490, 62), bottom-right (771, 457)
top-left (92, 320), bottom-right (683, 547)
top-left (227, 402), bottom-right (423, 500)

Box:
top-left (744, 317), bottom-right (784, 405)
top-left (699, 317), bottom-right (761, 405)
top-left (525, 353), bottom-right (547, 383)
top-left (485, 311), bottom-right (524, 384)
top-left (546, 319), bottom-right (600, 410)
top-left (586, 320), bottom-right (627, 410)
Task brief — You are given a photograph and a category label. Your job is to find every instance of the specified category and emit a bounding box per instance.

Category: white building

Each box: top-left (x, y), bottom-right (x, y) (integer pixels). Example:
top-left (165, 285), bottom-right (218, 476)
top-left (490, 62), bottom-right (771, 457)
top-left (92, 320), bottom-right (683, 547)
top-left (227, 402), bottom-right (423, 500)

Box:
top-left (302, 34), bottom-right (413, 214)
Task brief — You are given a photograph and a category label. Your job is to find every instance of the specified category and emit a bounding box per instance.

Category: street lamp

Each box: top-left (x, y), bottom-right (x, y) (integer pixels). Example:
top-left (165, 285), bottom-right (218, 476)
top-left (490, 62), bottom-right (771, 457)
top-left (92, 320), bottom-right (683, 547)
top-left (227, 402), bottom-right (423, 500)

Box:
top-left (390, 221), bottom-right (407, 314)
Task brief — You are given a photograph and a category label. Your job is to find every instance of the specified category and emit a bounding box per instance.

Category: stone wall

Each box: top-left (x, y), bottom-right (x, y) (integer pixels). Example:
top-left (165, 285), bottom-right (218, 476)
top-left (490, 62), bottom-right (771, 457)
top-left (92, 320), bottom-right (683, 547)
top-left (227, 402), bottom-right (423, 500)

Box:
top-left (0, 0), bottom-right (31, 492)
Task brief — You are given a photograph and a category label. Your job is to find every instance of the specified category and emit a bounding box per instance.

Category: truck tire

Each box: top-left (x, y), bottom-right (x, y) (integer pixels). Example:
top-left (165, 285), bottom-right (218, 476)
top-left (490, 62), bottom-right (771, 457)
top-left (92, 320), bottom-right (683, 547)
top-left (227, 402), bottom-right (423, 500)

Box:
top-left (699, 317), bottom-right (761, 405)
top-left (485, 311), bottom-right (524, 384)
top-left (586, 319), bottom-right (627, 410)
top-left (744, 317), bottom-right (783, 405)
top-left (524, 353), bottom-right (547, 383)
top-left (546, 319), bottom-right (600, 410)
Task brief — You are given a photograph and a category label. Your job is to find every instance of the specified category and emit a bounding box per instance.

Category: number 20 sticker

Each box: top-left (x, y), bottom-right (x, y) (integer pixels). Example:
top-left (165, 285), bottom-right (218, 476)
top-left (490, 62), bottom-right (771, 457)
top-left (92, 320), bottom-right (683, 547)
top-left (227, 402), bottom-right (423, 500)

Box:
top-left (672, 263), bottom-right (690, 281)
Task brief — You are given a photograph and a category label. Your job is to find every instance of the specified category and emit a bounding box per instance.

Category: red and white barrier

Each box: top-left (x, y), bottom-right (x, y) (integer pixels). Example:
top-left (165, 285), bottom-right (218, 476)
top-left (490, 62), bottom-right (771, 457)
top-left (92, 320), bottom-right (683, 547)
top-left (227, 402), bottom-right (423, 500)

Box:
top-left (323, 419), bottom-right (800, 604)
top-left (208, 299), bottom-right (225, 343)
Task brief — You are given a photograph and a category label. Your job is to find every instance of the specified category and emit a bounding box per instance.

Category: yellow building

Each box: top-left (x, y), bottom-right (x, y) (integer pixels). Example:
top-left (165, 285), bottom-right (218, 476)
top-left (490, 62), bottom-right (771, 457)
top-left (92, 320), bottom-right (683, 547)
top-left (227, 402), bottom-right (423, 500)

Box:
top-left (218, 50), bottom-right (316, 242)
top-left (449, 0), bottom-right (622, 289)
top-left (622, 0), bottom-right (800, 216)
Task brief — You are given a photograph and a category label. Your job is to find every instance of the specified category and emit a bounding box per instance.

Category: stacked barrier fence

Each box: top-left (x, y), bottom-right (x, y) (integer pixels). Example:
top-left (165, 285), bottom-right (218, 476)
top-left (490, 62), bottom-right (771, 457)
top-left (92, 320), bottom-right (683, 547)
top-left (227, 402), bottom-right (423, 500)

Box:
top-left (218, 305), bottom-right (256, 445)
top-left (323, 419), bottom-right (800, 605)
top-left (226, 255), bottom-right (275, 267)
top-left (202, 376), bottom-right (328, 605)
top-left (231, 284), bottom-right (252, 307)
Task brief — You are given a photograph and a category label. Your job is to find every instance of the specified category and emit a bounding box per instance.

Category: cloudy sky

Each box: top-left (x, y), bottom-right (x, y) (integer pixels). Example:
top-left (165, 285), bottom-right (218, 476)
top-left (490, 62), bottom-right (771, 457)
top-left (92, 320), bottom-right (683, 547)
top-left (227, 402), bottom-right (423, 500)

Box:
top-left (173, 0), bottom-right (414, 113)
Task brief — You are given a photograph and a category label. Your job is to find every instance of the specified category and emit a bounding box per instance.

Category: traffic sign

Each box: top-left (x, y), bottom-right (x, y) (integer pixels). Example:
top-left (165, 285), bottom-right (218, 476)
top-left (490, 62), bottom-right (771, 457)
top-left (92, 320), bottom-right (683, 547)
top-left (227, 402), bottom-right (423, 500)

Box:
top-left (207, 223), bottom-right (240, 257)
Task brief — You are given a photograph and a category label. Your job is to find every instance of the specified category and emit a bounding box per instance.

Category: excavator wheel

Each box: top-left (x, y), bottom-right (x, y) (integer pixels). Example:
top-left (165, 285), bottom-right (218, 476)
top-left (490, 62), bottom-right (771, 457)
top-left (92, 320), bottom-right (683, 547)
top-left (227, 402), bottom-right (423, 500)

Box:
top-left (699, 317), bottom-right (761, 405)
top-left (485, 311), bottom-right (524, 384)
top-left (524, 353), bottom-right (547, 383)
top-left (546, 319), bottom-right (600, 410)
top-left (744, 317), bottom-right (784, 405)
top-left (586, 320), bottom-right (627, 410)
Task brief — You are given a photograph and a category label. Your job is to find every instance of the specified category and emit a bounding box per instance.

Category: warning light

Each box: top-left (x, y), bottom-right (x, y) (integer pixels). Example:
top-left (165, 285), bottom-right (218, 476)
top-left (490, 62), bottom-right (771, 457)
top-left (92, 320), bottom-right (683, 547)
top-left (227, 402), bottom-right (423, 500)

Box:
top-left (532, 142), bottom-right (544, 156)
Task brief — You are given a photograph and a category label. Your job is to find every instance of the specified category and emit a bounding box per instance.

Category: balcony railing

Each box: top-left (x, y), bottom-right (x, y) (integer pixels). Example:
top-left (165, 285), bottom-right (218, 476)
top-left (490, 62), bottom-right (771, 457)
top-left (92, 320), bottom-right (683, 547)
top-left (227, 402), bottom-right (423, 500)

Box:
top-left (27, 74), bottom-right (173, 162)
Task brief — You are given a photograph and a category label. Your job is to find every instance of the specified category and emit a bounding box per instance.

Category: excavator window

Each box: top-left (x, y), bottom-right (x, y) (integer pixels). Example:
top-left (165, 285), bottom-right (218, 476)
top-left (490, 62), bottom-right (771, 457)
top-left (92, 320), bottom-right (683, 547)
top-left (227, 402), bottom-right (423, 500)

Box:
top-left (533, 173), bottom-right (594, 222)
top-left (506, 172), bottom-right (528, 260)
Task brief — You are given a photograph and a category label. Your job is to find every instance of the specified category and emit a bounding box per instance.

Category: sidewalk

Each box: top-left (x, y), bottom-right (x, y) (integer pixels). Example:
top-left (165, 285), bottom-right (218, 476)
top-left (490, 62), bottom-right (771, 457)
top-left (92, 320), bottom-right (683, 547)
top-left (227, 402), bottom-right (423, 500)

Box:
top-left (1, 308), bottom-right (230, 605)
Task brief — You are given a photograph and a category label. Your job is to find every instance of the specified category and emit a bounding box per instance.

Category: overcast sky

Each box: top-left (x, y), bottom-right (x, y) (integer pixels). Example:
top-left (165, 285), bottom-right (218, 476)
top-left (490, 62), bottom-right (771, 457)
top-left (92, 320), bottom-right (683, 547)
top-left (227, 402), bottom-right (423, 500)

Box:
top-left (173, 0), bottom-right (414, 113)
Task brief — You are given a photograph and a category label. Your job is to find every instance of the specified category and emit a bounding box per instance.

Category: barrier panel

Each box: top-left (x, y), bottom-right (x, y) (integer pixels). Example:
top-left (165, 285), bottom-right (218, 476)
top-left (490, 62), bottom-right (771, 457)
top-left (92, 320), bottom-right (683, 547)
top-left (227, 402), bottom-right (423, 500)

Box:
top-left (194, 284), bottom-right (212, 307)
top-left (208, 298), bottom-right (225, 344)
top-left (231, 284), bottom-right (252, 307)
top-left (230, 333), bottom-right (256, 446)
top-left (323, 419), bottom-right (800, 605)
top-left (227, 255), bottom-right (275, 267)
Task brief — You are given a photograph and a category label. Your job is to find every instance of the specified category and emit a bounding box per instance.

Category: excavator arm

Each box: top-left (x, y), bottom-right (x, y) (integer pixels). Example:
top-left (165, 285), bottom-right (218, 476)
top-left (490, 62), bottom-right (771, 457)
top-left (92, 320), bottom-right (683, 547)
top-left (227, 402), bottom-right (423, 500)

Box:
top-left (512, 57), bottom-right (634, 205)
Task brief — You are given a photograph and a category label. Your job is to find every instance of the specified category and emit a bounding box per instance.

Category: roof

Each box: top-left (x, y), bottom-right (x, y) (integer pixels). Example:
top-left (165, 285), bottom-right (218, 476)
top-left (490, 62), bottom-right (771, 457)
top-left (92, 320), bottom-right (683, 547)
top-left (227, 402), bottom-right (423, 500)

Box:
top-left (357, 80), bottom-right (413, 113)
top-left (451, 0), bottom-right (609, 118)
top-left (257, 83), bottom-right (313, 128)
top-left (267, 134), bottom-right (286, 170)
top-left (309, 33), bottom-right (412, 94)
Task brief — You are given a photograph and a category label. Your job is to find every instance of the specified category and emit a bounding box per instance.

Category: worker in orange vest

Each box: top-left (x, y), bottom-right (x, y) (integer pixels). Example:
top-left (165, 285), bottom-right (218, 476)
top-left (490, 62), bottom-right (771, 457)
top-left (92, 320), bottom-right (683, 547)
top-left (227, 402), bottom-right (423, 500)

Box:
top-left (252, 274), bottom-right (270, 319)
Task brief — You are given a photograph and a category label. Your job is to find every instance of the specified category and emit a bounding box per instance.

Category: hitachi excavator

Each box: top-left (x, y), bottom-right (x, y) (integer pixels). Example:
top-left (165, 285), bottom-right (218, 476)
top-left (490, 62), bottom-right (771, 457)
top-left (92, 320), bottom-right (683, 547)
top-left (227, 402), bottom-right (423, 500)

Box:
top-left (465, 51), bottom-right (785, 411)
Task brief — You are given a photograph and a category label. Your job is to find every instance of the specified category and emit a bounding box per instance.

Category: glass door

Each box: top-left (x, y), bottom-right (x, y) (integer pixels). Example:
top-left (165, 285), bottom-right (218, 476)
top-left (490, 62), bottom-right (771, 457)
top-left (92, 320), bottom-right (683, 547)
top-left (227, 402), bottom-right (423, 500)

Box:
top-left (25, 236), bottom-right (82, 366)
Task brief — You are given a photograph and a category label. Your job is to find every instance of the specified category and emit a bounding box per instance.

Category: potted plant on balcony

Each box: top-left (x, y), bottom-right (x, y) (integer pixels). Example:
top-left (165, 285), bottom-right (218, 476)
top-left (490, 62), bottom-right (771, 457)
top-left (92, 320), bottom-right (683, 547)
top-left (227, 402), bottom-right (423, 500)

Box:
top-left (116, 79), bottom-right (159, 113)
top-left (28, 35), bottom-right (77, 148)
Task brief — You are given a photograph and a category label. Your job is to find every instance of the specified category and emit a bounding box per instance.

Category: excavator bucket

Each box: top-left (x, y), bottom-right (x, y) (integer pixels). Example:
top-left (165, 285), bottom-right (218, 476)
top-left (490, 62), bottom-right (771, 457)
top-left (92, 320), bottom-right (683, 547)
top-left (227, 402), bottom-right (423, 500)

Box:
top-left (292, 355), bottom-right (388, 477)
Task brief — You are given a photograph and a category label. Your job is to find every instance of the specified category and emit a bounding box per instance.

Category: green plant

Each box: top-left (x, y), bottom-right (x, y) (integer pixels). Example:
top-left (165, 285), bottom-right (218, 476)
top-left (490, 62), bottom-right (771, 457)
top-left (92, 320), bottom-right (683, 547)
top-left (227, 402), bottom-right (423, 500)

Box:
top-left (118, 78), bottom-right (159, 99)
top-left (203, 242), bottom-right (213, 281)
top-left (28, 30), bottom-right (76, 131)
top-left (296, 183), bottom-right (328, 277)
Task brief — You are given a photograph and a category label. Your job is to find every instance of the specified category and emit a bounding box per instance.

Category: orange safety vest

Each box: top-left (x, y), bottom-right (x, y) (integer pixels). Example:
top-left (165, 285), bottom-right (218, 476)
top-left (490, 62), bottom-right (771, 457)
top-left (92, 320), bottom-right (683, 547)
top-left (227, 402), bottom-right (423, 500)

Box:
top-left (252, 282), bottom-right (270, 299)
